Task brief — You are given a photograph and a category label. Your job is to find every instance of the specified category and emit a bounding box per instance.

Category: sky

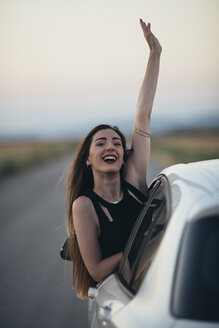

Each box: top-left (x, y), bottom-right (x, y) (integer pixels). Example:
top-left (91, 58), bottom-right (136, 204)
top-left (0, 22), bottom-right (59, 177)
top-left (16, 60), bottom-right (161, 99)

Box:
top-left (1, 0), bottom-right (219, 136)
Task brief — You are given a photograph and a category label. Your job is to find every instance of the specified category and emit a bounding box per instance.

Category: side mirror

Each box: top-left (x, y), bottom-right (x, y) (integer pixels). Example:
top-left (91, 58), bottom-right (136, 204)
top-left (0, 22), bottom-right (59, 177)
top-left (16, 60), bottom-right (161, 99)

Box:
top-left (88, 287), bottom-right (99, 299)
top-left (60, 238), bottom-right (72, 261)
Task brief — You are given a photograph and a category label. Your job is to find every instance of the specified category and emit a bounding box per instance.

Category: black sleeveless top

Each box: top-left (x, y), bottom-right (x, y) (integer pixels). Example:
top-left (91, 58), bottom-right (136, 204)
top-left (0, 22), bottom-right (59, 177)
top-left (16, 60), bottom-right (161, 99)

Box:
top-left (84, 180), bottom-right (148, 259)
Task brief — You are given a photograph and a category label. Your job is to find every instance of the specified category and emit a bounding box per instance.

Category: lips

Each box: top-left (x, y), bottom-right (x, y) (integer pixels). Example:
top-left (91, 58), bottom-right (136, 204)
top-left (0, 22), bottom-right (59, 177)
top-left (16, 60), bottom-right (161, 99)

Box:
top-left (102, 155), bottom-right (117, 163)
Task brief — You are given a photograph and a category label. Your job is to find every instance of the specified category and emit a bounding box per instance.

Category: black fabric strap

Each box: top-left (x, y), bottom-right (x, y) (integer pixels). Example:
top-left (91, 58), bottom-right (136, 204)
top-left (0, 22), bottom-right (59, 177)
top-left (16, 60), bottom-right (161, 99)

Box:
top-left (122, 180), bottom-right (148, 203)
top-left (87, 181), bottom-right (148, 206)
top-left (85, 191), bottom-right (110, 222)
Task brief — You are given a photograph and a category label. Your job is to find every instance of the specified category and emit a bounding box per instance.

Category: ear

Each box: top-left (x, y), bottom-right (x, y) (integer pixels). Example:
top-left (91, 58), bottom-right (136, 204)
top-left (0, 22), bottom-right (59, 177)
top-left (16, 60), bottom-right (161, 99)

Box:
top-left (86, 158), bottom-right (91, 165)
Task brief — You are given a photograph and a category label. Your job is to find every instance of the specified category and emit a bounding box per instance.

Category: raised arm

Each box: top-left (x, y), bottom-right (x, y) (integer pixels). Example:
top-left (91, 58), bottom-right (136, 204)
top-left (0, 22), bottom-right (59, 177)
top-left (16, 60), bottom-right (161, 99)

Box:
top-left (124, 19), bottom-right (162, 192)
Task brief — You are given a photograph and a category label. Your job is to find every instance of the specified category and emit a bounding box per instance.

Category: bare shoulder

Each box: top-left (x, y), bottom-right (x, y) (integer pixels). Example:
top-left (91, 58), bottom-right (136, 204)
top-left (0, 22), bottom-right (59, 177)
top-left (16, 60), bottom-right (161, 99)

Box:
top-left (72, 196), bottom-right (99, 231)
top-left (73, 196), bottom-right (93, 212)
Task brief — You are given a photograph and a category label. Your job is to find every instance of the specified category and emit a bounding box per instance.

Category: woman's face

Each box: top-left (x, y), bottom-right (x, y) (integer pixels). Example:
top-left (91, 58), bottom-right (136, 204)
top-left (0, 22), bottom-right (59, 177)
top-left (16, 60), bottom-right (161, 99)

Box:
top-left (86, 129), bottom-right (125, 174)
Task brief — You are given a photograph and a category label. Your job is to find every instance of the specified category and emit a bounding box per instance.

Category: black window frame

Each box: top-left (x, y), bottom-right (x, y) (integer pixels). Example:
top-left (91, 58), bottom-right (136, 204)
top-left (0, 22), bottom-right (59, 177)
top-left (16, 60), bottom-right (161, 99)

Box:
top-left (171, 213), bottom-right (219, 323)
top-left (116, 174), bottom-right (171, 297)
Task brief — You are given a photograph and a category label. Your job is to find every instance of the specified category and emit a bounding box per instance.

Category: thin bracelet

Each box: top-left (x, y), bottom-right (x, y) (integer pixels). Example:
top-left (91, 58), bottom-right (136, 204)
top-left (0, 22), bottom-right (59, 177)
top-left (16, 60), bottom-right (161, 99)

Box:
top-left (135, 128), bottom-right (151, 138)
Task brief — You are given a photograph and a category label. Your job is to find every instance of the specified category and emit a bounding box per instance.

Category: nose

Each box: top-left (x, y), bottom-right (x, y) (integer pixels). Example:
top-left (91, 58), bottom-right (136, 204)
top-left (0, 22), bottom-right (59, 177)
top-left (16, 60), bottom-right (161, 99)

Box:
top-left (106, 142), bottom-right (115, 151)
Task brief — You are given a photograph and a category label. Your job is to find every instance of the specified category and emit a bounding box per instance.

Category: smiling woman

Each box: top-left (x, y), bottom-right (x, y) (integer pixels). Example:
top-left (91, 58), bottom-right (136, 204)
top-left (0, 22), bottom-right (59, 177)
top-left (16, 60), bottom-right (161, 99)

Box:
top-left (86, 129), bottom-right (125, 175)
top-left (64, 18), bottom-right (162, 298)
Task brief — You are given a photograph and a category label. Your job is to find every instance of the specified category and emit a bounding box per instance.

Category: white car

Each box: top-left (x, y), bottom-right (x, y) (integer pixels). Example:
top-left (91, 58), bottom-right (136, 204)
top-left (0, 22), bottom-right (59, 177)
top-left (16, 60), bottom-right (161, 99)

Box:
top-left (88, 159), bottom-right (219, 328)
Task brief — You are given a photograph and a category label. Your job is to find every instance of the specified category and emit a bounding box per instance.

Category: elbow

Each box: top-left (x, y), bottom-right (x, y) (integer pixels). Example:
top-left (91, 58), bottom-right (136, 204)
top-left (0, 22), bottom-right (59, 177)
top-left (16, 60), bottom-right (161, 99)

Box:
top-left (91, 273), bottom-right (102, 283)
top-left (89, 270), bottom-right (106, 283)
top-left (89, 265), bottom-right (109, 282)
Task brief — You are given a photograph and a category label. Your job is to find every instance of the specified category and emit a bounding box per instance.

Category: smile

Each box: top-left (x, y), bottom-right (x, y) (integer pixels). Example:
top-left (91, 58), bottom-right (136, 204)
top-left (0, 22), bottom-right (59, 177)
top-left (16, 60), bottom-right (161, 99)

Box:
top-left (102, 155), bottom-right (117, 163)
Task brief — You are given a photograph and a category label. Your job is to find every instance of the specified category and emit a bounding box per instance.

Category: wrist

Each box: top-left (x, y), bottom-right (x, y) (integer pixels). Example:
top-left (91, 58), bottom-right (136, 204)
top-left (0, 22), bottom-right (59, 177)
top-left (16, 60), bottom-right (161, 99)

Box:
top-left (150, 47), bottom-right (162, 57)
top-left (149, 50), bottom-right (161, 61)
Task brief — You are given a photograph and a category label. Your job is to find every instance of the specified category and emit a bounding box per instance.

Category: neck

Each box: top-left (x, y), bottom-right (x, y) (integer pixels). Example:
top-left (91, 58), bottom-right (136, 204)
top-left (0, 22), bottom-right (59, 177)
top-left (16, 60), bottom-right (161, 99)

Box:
top-left (93, 172), bottom-right (122, 203)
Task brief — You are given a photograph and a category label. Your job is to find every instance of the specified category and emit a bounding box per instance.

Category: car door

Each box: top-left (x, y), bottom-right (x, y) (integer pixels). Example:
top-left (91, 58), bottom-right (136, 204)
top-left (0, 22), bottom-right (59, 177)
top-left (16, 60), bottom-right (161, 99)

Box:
top-left (88, 175), bottom-right (171, 328)
top-left (116, 174), bottom-right (171, 297)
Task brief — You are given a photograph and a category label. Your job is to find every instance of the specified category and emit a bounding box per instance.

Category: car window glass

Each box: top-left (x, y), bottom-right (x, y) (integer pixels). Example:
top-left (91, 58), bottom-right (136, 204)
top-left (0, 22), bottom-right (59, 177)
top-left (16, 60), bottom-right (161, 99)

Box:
top-left (118, 176), bottom-right (170, 295)
top-left (172, 215), bottom-right (219, 322)
top-left (130, 198), bottom-right (167, 293)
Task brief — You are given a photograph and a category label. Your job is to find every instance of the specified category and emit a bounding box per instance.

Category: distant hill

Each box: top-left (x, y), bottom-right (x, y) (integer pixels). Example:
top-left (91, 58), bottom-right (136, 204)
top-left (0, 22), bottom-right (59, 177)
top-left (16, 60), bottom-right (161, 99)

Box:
top-left (54, 112), bottom-right (219, 138)
top-left (1, 112), bottom-right (218, 141)
top-left (151, 113), bottom-right (219, 135)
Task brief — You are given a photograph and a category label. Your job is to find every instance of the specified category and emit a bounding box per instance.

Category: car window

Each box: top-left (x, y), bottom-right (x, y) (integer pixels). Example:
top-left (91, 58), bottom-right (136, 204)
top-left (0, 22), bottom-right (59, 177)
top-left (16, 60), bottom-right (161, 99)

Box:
top-left (117, 175), bottom-right (170, 296)
top-left (171, 214), bottom-right (219, 322)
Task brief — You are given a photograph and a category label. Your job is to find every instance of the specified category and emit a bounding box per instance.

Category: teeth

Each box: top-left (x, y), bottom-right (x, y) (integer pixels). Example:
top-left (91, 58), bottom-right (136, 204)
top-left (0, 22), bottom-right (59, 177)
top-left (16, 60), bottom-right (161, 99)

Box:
top-left (103, 156), bottom-right (117, 161)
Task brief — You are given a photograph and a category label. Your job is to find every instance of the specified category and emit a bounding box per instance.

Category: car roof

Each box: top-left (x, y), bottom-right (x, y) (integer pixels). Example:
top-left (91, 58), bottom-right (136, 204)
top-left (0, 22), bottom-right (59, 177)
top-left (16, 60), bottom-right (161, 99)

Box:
top-left (160, 159), bottom-right (219, 222)
top-left (162, 159), bottom-right (219, 190)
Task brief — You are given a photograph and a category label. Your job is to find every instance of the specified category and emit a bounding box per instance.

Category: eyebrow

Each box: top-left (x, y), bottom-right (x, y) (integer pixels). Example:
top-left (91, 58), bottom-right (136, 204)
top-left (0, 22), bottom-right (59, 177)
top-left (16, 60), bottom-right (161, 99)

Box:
top-left (94, 137), bottom-right (122, 142)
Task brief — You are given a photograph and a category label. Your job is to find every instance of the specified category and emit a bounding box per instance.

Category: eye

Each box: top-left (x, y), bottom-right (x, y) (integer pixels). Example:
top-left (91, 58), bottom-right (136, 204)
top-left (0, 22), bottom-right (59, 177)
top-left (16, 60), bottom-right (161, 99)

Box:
top-left (96, 142), bottom-right (106, 147)
top-left (114, 142), bottom-right (122, 146)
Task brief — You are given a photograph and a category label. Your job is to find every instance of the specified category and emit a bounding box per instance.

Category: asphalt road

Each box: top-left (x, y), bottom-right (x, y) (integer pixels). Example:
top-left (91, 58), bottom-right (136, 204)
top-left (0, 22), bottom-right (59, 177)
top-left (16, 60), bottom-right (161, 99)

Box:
top-left (0, 154), bottom-right (164, 328)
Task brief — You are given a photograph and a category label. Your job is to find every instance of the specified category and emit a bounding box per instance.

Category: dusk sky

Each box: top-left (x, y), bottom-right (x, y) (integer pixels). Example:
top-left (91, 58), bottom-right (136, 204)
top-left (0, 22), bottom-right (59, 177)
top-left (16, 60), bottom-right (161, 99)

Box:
top-left (1, 0), bottom-right (219, 135)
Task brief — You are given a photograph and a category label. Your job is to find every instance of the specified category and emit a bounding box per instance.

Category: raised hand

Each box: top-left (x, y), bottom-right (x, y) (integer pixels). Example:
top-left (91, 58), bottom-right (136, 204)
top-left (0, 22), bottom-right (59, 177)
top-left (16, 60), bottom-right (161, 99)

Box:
top-left (140, 18), bottom-right (162, 55)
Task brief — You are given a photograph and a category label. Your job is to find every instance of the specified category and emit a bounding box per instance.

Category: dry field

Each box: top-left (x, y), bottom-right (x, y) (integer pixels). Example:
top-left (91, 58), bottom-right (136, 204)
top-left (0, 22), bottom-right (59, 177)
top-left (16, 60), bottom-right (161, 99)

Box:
top-left (1, 130), bottom-right (218, 179)
top-left (0, 140), bottom-right (79, 178)
top-left (151, 130), bottom-right (219, 166)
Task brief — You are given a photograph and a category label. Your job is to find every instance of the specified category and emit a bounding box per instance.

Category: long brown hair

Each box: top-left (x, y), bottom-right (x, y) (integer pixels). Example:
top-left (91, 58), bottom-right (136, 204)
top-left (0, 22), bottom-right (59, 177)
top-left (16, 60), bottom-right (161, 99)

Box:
top-left (66, 124), bottom-right (128, 298)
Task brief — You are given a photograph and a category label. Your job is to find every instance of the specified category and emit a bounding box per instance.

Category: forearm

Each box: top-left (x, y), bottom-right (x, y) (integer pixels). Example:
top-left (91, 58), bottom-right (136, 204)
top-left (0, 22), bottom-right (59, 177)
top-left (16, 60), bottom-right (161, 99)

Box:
top-left (91, 252), bottom-right (123, 282)
top-left (137, 51), bottom-right (161, 124)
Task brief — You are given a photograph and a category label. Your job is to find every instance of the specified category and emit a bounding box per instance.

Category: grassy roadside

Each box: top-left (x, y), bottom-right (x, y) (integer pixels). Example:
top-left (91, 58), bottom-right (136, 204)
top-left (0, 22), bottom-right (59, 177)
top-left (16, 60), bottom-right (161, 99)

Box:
top-left (0, 140), bottom-right (79, 179)
top-left (151, 130), bottom-right (219, 167)
top-left (1, 130), bottom-right (218, 179)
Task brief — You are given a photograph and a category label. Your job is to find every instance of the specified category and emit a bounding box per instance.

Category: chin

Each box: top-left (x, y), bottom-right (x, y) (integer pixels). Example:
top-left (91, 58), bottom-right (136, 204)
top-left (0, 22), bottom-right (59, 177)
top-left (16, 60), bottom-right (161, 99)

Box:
top-left (103, 166), bottom-right (121, 174)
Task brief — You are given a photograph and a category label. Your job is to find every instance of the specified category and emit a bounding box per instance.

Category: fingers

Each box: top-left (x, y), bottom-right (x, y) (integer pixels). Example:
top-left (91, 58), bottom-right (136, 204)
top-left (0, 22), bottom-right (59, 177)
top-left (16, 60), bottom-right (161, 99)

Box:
top-left (140, 18), bottom-right (151, 34)
top-left (140, 18), bottom-right (150, 28)
top-left (139, 18), bottom-right (162, 53)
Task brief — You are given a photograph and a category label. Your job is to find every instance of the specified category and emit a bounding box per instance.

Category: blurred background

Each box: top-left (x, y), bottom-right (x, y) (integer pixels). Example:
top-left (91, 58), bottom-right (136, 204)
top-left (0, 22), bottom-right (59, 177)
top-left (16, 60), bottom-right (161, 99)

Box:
top-left (0, 0), bottom-right (219, 327)
top-left (1, 0), bottom-right (219, 175)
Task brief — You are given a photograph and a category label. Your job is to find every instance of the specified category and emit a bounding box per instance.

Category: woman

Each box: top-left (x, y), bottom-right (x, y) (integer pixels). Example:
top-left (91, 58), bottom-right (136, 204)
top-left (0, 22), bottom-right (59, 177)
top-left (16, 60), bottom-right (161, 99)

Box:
top-left (66, 18), bottom-right (162, 298)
